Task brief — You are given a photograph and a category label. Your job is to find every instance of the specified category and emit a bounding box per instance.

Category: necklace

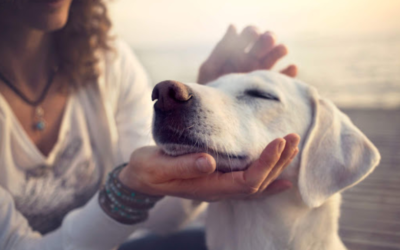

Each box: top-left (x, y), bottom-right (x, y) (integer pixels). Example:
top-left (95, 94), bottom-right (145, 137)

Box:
top-left (0, 66), bottom-right (58, 131)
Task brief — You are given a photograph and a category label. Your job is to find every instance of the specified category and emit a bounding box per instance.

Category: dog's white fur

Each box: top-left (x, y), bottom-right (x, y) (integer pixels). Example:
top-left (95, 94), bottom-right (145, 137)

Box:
top-left (153, 71), bottom-right (381, 250)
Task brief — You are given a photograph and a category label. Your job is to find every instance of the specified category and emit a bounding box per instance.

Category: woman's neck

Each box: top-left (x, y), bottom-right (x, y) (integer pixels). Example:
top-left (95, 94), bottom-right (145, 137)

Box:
top-left (0, 14), bottom-right (54, 91)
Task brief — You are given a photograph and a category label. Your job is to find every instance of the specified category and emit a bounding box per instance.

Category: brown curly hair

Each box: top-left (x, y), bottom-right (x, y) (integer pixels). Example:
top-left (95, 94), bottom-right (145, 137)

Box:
top-left (0, 0), bottom-right (113, 88)
top-left (55, 0), bottom-right (113, 89)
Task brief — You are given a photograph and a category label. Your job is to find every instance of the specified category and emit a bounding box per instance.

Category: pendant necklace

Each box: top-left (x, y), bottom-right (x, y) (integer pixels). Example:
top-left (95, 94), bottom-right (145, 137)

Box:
top-left (0, 66), bottom-right (58, 131)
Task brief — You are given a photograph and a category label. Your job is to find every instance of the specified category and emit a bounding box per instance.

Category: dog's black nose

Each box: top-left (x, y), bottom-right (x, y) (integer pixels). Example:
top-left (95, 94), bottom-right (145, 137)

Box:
top-left (152, 80), bottom-right (193, 111)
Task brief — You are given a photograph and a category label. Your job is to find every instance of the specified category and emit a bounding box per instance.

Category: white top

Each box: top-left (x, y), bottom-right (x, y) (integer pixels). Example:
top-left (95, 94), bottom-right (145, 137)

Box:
top-left (0, 40), bottom-right (200, 250)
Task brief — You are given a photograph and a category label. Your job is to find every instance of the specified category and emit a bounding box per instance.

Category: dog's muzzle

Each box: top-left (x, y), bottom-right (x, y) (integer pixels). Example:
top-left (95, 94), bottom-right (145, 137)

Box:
top-left (151, 80), bottom-right (197, 145)
top-left (152, 80), bottom-right (193, 112)
top-left (151, 80), bottom-right (249, 171)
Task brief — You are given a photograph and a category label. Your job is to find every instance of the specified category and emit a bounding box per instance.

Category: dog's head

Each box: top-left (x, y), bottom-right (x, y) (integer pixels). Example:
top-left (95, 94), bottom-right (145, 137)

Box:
top-left (152, 70), bottom-right (380, 207)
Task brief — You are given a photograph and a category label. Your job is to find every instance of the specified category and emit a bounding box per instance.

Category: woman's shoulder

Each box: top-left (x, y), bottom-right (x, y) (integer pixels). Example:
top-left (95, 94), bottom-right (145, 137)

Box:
top-left (97, 38), bottom-right (152, 108)
top-left (107, 39), bottom-right (142, 72)
top-left (100, 38), bottom-right (149, 85)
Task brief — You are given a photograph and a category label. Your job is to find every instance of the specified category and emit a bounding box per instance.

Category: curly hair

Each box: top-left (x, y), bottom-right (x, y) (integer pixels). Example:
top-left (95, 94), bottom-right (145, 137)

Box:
top-left (55, 0), bottom-right (113, 89)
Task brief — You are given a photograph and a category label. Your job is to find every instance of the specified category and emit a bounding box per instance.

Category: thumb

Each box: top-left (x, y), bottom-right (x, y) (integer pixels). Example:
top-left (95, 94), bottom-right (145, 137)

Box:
top-left (156, 152), bottom-right (217, 181)
top-left (205, 25), bottom-right (237, 66)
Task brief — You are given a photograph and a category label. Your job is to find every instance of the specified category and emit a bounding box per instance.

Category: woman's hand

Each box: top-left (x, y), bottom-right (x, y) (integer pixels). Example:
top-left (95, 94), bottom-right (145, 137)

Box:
top-left (119, 134), bottom-right (300, 202)
top-left (198, 25), bottom-right (298, 85)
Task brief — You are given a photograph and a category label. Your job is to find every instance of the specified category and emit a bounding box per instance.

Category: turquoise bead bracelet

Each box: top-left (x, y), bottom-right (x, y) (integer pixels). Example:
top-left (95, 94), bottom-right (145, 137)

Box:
top-left (110, 164), bottom-right (162, 203)
top-left (98, 163), bottom-right (164, 224)
top-left (99, 189), bottom-right (148, 224)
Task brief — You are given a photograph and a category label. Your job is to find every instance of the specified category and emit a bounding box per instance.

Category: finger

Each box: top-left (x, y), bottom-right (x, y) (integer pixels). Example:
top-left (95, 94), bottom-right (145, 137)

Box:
top-left (221, 61), bottom-right (236, 75)
top-left (204, 25), bottom-right (238, 67)
top-left (259, 134), bottom-right (300, 189)
top-left (274, 133), bottom-right (300, 168)
top-left (236, 26), bottom-right (260, 51)
top-left (248, 31), bottom-right (276, 59)
top-left (214, 161), bottom-right (289, 198)
top-left (261, 44), bottom-right (288, 69)
top-left (280, 64), bottom-right (298, 77)
top-left (198, 25), bottom-right (238, 84)
top-left (165, 158), bottom-right (285, 201)
top-left (153, 150), bottom-right (217, 182)
top-left (158, 136), bottom-right (296, 200)
top-left (242, 138), bottom-right (286, 190)
top-left (232, 26), bottom-right (261, 71)
top-left (282, 147), bottom-right (299, 169)
top-left (258, 148), bottom-right (298, 192)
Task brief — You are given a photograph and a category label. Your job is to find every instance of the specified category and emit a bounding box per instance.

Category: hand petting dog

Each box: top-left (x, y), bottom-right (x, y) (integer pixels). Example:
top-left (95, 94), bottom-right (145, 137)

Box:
top-left (198, 25), bottom-right (298, 84)
top-left (120, 25), bottom-right (299, 201)
top-left (119, 134), bottom-right (299, 201)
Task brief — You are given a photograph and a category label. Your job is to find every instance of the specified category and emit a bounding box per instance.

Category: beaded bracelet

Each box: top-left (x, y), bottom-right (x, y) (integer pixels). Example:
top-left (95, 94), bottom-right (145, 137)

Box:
top-left (99, 189), bottom-right (149, 224)
top-left (108, 164), bottom-right (162, 205)
top-left (99, 163), bottom-right (164, 225)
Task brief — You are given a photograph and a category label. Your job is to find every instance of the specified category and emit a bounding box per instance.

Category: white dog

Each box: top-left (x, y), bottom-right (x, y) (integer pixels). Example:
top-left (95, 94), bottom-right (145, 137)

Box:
top-left (151, 70), bottom-right (380, 250)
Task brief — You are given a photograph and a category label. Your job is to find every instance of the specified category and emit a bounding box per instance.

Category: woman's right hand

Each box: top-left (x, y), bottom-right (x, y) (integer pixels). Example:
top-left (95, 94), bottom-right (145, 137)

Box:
top-left (119, 134), bottom-right (300, 202)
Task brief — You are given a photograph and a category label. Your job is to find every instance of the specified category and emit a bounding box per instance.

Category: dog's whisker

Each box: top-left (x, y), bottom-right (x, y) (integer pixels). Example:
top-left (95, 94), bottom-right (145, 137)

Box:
top-left (206, 137), bottom-right (210, 155)
top-left (221, 144), bottom-right (235, 181)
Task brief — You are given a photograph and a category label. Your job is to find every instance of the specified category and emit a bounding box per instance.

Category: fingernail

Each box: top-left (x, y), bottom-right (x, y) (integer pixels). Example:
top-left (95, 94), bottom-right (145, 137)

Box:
top-left (289, 135), bottom-right (301, 147)
top-left (196, 157), bottom-right (212, 173)
top-left (278, 139), bottom-right (286, 153)
top-left (290, 148), bottom-right (299, 160)
top-left (261, 32), bottom-right (275, 41)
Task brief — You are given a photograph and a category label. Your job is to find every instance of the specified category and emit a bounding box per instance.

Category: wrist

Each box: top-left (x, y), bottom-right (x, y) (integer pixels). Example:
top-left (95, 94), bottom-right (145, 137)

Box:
top-left (118, 164), bottom-right (138, 189)
top-left (99, 189), bottom-right (149, 224)
top-left (119, 161), bottom-right (164, 196)
top-left (99, 163), bottom-right (163, 225)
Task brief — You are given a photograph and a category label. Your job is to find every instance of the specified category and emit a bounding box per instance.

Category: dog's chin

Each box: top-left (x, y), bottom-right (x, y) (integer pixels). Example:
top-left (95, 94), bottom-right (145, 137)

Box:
top-left (159, 143), bottom-right (250, 172)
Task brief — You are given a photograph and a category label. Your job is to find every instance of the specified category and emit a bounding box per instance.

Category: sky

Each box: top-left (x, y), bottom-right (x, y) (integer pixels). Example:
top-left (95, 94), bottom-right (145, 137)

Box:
top-left (109, 0), bottom-right (400, 48)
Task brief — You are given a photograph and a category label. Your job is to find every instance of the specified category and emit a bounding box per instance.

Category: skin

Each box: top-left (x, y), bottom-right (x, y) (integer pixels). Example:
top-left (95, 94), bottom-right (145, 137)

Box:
top-left (198, 25), bottom-right (298, 84)
top-left (120, 134), bottom-right (300, 201)
top-left (0, 0), bottom-right (299, 203)
top-left (0, 0), bottom-right (73, 156)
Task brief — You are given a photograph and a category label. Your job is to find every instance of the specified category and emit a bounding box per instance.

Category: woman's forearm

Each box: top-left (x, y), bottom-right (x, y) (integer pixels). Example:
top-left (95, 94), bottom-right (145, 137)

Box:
top-left (0, 186), bottom-right (141, 250)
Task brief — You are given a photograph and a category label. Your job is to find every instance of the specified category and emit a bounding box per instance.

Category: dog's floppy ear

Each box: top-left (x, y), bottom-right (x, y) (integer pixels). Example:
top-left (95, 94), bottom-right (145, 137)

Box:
top-left (298, 88), bottom-right (380, 208)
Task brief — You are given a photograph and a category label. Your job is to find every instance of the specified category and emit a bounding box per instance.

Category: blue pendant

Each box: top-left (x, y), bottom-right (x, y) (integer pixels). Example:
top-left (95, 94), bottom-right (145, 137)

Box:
top-left (35, 121), bottom-right (46, 131)
top-left (34, 107), bottom-right (46, 131)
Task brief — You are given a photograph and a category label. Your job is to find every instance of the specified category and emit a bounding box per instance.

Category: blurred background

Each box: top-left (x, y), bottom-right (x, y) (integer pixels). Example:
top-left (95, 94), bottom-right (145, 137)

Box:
top-left (109, 0), bottom-right (400, 108)
top-left (109, 1), bottom-right (400, 249)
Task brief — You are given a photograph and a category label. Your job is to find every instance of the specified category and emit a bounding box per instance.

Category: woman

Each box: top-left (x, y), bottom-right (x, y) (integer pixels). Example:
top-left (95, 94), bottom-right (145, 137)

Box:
top-left (0, 0), bottom-right (300, 249)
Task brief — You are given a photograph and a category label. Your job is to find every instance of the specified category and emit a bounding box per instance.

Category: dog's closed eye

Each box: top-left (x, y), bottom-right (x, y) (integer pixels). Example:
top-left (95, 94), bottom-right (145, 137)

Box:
top-left (245, 89), bottom-right (280, 101)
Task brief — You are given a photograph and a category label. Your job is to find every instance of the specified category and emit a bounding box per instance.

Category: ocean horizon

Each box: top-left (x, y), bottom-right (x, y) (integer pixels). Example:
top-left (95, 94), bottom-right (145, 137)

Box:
top-left (132, 34), bottom-right (400, 109)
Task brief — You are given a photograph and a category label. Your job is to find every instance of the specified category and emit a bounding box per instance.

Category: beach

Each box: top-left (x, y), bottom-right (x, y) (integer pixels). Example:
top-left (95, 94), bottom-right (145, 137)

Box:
top-left (134, 34), bottom-right (400, 109)
top-left (340, 108), bottom-right (400, 250)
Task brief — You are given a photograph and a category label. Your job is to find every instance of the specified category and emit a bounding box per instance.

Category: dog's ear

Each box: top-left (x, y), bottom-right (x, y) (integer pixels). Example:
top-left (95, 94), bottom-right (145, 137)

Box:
top-left (298, 88), bottom-right (380, 208)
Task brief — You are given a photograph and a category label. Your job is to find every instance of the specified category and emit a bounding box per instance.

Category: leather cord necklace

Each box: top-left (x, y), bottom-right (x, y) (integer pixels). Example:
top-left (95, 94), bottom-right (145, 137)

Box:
top-left (0, 66), bottom-right (58, 131)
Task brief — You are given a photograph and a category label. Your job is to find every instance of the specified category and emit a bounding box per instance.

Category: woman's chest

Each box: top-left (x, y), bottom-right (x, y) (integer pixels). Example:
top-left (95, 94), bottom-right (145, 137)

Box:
top-left (0, 83), bottom-right (69, 157)
top-left (0, 94), bottom-right (106, 233)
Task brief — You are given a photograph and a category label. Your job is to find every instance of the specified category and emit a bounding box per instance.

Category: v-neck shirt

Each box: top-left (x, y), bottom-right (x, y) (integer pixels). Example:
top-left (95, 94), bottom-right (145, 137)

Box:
top-left (0, 40), bottom-right (158, 250)
top-left (0, 92), bottom-right (104, 234)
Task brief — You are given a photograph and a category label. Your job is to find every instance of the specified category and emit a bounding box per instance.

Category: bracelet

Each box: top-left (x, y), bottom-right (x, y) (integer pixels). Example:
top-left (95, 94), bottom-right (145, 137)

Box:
top-left (99, 189), bottom-right (149, 224)
top-left (99, 163), bottom-right (164, 225)
top-left (108, 164), bottom-right (162, 205)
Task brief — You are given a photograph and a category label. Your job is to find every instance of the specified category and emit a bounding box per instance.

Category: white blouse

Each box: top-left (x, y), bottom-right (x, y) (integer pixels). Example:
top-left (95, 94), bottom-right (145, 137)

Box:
top-left (0, 40), bottom-right (201, 250)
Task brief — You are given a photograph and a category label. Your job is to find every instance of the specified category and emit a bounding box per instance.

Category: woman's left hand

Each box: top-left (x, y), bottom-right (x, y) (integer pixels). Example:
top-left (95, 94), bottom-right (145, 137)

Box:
top-left (198, 25), bottom-right (297, 84)
top-left (120, 134), bottom-right (299, 202)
